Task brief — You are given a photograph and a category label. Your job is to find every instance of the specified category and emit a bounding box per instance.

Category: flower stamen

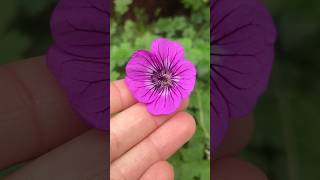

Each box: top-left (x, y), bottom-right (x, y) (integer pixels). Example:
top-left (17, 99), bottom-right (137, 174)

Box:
top-left (151, 70), bottom-right (173, 88)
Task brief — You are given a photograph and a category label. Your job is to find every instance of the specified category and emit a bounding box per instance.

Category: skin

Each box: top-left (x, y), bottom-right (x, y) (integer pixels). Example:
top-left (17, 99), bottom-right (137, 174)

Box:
top-left (0, 56), bottom-right (267, 180)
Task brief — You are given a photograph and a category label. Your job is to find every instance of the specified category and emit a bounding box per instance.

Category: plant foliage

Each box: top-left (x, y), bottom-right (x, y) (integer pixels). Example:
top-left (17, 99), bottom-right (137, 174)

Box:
top-left (111, 0), bottom-right (210, 179)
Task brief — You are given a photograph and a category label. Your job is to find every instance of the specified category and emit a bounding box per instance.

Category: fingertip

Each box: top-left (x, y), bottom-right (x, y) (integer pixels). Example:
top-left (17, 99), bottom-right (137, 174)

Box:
top-left (161, 161), bottom-right (175, 180)
top-left (140, 161), bottom-right (174, 180)
top-left (213, 157), bottom-right (268, 180)
top-left (180, 98), bottom-right (190, 111)
top-left (110, 79), bottom-right (136, 114)
top-left (145, 112), bottom-right (196, 160)
top-left (175, 112), bottom-right (196, 139)
top-left (214, 115), bottom-right (253, 160)
top-left (154, 161), bottom-right (174, 180)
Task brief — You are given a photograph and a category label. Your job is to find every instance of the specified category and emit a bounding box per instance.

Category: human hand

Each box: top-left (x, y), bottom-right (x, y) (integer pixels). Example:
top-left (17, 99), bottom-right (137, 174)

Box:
top-left (0, 56), bottom-right (196, 180)
top-left (0, 56), bottom-right (267, 180)
top-left (213, 116), bottom-right (268, 180)
top-left (0, 56), bottom-right (107, 179)
top-left (109, 80), bottom-right (196, 180)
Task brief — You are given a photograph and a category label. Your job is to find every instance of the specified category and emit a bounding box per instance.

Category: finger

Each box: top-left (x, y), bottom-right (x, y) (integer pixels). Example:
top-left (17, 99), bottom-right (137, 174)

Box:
top-left (110, 100), bottom-right (189, 162)
top-left (110, 112), bottom-right (195, 180)
top-left (213, 115), bottom-right (253, 160)
top-left (0, 56), bottom-right (88, 169)
top-left (213, 157), bottom-right (268, 180)
top-left (5, 130), bottom-right (108, 180)
top-left (140, 161), bottom-right (174, 180)
top-left (110, 80), bottom-right (136, 114)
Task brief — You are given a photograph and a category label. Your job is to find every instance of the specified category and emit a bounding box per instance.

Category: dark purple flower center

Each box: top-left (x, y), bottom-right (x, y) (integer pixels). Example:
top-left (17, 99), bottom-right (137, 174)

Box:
top-left (151, 70), bottom-right (173, 88)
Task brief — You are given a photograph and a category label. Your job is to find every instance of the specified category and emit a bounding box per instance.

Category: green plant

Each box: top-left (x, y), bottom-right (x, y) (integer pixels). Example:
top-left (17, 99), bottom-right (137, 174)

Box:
top-left (111, 0), bottom-right (210, 179)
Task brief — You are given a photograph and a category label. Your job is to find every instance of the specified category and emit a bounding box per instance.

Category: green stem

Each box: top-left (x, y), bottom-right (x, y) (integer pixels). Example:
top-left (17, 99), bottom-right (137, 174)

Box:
top-left (196, 89), bottom-right (210, 141)
top-left (273, 65), bottom-right (299, 180)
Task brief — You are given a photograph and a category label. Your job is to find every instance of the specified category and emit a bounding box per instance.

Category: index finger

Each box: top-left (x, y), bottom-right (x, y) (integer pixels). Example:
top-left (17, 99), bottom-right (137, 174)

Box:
top-left (214, 115), bottom-right (253, 160)
top-left (110, 80), bottom-right (136, 114)
top-left (0, 56), bottom-right (88, 169)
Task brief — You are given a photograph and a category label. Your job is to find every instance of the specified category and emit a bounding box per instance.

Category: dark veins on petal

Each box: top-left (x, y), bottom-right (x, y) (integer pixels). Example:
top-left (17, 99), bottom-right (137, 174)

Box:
top-left (47, 0), bottom-right (110, 130)
top-left (210, 0), bottom-right (276, 149)
top-left (134, 50), bottom-right (185, 104)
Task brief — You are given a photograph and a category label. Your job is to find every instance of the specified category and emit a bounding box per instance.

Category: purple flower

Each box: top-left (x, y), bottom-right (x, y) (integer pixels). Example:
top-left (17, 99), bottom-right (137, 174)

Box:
top-left (211, 0), bottom-right (276, 149)
top-left (47, 0), bottom-right (109, 130)
top-left (125, 38), bottom-right (196, 115)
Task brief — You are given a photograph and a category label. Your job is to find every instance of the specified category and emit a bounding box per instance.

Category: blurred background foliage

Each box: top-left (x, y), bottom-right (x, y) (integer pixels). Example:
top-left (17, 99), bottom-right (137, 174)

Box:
top-left (0, 0), bottom-right (55, 64)
top-left (241, 1), bottom-right (320, 180)
top-left (0, 0), bottom-right (319, 179)
top-left (111, 0), bottom-right (210, 179)
top-left (0, 0), bottom-right (56, 178)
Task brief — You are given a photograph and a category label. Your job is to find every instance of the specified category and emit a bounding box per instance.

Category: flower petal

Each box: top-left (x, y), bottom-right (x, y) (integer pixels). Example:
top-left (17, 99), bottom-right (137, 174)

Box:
top-left (171, 60), bottom-right (197, 99)
top-left (47, 0), bottom-right (109, 130)
top-left (210, 0), bottom-right (276, 149)
top-left (150, 38), bottom-right (185, 65)
top-left (125, 50), bottom-right (158, 103)
top-left (146, 89), bottom-right (181, 115)
top-left (51, 0), bottom-right (109, 59)
top-left (47, 46), bottom-right (108, 130)
top-left (211, 75), bottom-right (229, 149)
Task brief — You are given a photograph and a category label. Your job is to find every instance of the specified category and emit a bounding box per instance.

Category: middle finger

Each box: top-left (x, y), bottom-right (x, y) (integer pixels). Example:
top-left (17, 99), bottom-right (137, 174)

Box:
top-left (110, 112), bottom-right (195, 180)
top-left (110, 101), bottom-right (188, 162)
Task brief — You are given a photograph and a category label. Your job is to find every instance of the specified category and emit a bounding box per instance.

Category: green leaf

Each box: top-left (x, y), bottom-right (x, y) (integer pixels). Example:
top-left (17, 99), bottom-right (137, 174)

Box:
top-left (114, 0), bottom-right (133, 16)
top-left (0, 1), bottom-right (18, 34)
top-left (19, 0), bottom-right (55, 15)
top-left (110, 4), bottom-right (211, 179)
top-left (0, 31), bottom-right (30, 64)
top-left (177, 161), bottom-right (210, 180)
top-left (181, 146), bottom-right (204, 162)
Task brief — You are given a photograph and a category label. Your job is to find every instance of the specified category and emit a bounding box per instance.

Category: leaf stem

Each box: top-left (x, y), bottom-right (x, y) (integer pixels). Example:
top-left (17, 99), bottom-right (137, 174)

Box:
top-left (195, 88), bottom-right (210, 141)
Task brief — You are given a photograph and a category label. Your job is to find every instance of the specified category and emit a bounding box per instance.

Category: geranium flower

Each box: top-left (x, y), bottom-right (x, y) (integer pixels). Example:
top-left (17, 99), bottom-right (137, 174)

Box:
top-left (125, 38), bottom-right (196, 115)
top-left (211, 0), bottom-right (276, 149)
top-left (47, 0), bottom-right (109, 130)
